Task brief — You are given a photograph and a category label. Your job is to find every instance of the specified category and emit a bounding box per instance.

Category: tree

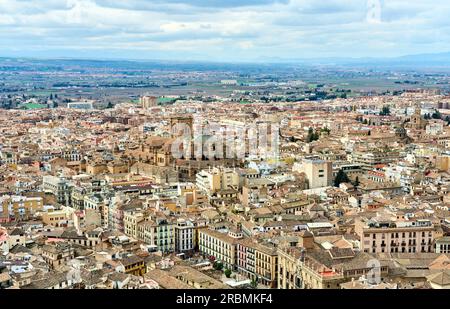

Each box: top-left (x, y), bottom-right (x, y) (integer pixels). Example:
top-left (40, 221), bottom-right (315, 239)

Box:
top-left (354, 176), bottom-right (360, 187)
top-left (250, 279), bottom-right (258, 288)
top-left (107, 102), bottom-right (114, 109)
top-left (313, 131), bottom-right (320, 140)
top-left (334, 169), bottom-right (350, 187)
top-left (380, 105), bottom-right (391, 116)
top-left (432, 110), bottom-right (442, 120)
top-left (445, 116), bottom-right (450, 125)
top-left (306, 127), bottom-right (319, 143)
top-left (224, 268), bottom-right (232, 278)
top-left (213, 261), bottom-right (223, 271)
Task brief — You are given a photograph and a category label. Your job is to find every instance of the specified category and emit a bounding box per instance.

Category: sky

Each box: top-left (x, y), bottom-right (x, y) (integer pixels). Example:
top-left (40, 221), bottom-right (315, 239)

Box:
top-left (1, 0), bottom-right (450, 62)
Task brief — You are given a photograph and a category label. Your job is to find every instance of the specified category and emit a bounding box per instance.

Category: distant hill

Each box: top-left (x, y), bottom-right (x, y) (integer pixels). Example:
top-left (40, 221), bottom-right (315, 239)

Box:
top-left (3, 51), bottom-right (450, 70)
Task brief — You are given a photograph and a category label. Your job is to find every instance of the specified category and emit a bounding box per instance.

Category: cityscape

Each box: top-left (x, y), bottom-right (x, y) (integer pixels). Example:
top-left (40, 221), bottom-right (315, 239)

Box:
top-left (1, 0), bottom-right (450, 292)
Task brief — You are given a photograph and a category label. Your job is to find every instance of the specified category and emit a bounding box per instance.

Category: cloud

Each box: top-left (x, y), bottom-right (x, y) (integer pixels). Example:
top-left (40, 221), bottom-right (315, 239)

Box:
top-left (0, 0), bottom-right (450, 61)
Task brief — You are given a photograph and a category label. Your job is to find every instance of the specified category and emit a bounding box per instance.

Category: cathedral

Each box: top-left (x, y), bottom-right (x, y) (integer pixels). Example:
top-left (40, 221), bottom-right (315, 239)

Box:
top-left (408, 105), bottom-right (428, 130)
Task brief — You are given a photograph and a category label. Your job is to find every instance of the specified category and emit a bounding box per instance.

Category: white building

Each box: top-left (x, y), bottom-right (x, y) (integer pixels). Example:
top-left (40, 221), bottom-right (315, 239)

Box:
top-left (174, 218), bottom-right (194, 253)
top-left (196, 167), bottom-right (240, 195)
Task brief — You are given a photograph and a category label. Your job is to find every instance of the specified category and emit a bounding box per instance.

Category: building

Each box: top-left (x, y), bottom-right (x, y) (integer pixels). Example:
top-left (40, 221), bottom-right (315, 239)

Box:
top-left (196, 167), bottom-right (240, 196)
top-left (138, 217), bottom-right (175, 253)
top-left (436, 155), bottom-right (450, 172)
top-left (355, 218), bottom-right (435, 254)
top-left (84, 193), bottom-right (109, 227)
top-left (409, 106), bottom-right (428, 130)
top-left (351, 149), bottom-right (401, 166)
top-left (278, 237), bottom-right (389, 289)
top-left (293, 158), bottom-right (332, 189)
top-left (43, 175), bottom-right (72, 205)
top-left (435, 237), bottom-right (450, 254)
top-left (0, 195), bottom-right (43, 222)
top-left (124, 210), bottom-right (175, 253)
top-left (119, 255), bottom-right (146, 276)
top-left (237, 238), bottom-right (278, 288)
top-left (7, 228), bottom-right (26, 249)
top-left (277, 232), bottom-right (314, 289)
top-left (198, 228), bottom-right (241, 270)
top-left (41, 243), bottom-right (75, 270)
top-left (174, 218), bottom-right (194, 254)
top-left (140, 96), bottom-right (157, 109)
top-left (67, 101), bottom-right (94, 110)
top-left (42, 210), bottom-right (69, 227)
top-left (124, 210), bottom-right (145, 240)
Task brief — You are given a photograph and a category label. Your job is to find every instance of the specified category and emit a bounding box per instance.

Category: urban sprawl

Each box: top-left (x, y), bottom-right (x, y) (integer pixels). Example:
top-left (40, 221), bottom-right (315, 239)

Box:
top-left (1, 64), bottom-right (450, 290)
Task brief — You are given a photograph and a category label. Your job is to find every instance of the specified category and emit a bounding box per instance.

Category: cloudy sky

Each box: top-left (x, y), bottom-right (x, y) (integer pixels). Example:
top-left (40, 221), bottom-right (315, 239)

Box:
top-left (1, 0), bottom-right (450, 62)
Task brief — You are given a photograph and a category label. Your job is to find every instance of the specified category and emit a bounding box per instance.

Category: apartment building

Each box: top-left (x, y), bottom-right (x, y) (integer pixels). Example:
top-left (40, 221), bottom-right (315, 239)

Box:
top-left (83, 193), bottom-right (109, 227)
top-left (42, 210), bottom-right (69, 227)
top-left (355, 218), bottom-right (435, 254)
top-left (198, 228), bottom-right (241, 270)
top-left (41, 243), bottom-right (75, 270)
top-left (0, 195), bottom-right (43, 222)
top-left (351, 149), bottom-right (401, 166)
top-left (196, 167), bottom-right (240, 196)
top-left (124, 210), bottom-right (175, 253)
top-left (237, 238), bottom-right (278, 288)
top-left (42, 175), bottom-right (72, 206)
top-left (118, 255), bottom-right (146, 276)
top-left (435, 237), bottom-right (450, 254)
top-left (174, 218), bottom-right (194, 254)
top-left (138, 217), bottom-right (175, 253)
top-left (123, 210), bottom-right (145, 239)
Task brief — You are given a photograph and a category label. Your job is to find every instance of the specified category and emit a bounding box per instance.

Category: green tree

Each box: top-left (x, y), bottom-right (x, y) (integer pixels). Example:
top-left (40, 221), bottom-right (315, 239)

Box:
top-left (354, 176), bottom-right (360, 187)
top-left (334, 169), bottom-right (350, 187)
top-left (380, 105), bottom-right (391, 116)
top-left (213, 261), bottom-right (223, 271)
top-left (306, 127), bottom-right (320, 143)
top-left (224, 269), bottom-right (232, 278)
top-left (432, 110), bottom-right (442, 119)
